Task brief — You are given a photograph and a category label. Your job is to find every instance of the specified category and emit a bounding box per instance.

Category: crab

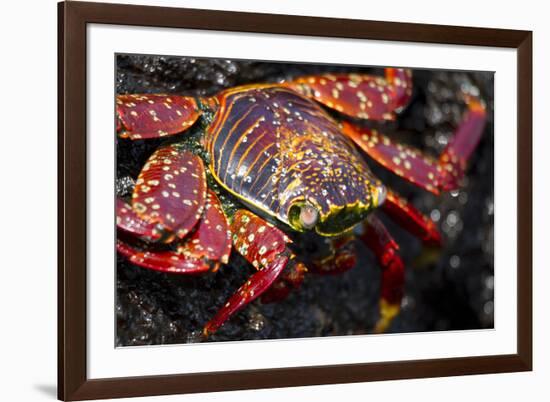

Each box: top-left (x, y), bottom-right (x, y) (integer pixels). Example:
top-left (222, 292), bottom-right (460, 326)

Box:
top-left (115, 67), bottom-right (486, 338)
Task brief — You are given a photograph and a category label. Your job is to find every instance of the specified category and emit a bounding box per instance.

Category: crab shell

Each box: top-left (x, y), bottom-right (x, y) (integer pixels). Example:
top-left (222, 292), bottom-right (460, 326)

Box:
top-left (205, 85), bottom-right (386, 236)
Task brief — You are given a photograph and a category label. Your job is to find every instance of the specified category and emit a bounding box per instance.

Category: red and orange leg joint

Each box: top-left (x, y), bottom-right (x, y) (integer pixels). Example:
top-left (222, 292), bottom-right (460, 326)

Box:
top-left (359, 214), bottom-right (405, 333)
top-left (116, 94), bottom-right (201, 140)
top-left (203, 210), bottom-right (306, 336)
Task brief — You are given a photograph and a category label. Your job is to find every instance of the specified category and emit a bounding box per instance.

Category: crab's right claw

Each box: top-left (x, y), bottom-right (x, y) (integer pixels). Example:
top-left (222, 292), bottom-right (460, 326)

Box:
top-left (117, 94), bottom-right (201, 140)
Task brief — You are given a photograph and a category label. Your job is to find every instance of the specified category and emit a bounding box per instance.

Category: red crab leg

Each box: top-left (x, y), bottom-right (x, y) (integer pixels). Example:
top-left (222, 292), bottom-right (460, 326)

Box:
top-left (341, 95), bottom-right (486, 194)
top-left (437, 96), bottom-right (487, 191)
top-left (116, 198), bottom-right (162, 242)
top-left (116, 240), bottom-right (211, 274)
top-left (342, 120), bottom-right (441, 193)
top-left (117, 94), bottom-right (201, 140)
top-left (132, 145), bottom-right (207, 240)
top-left (117, 190), bottom-right (231, 273)
top-left (203, 210), bottom-right (302, 336)
top-left (283, 68), bottom-right (412, 121)
top-left (359, 213), bottom-right (405, 333)
top-left (381, 190), bottom-right (442, 247)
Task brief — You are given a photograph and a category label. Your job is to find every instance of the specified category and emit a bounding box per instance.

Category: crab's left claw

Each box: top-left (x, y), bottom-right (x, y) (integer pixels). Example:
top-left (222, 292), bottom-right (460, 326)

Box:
top-left (283, 68), bottom-right (412, 121)
top-left (203, 210), bottom-right (305, 337)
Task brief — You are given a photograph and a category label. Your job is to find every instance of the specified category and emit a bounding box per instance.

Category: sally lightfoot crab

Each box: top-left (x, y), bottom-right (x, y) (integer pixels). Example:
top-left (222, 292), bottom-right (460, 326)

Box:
top-left (115, 67), bottom-right (486, 338)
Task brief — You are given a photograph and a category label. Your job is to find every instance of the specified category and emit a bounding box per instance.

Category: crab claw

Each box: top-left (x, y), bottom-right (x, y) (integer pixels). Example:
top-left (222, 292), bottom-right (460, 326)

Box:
top-left (132, 145), bottom-right (207, 240)
top-left (283, 68), bottom-right (412, 121)
top-left (203, 210), bottom-right (301, 337)
top-left (117, 94), bottom-right (201, 140)
top-left (117, 190), bottom-right (231, 273)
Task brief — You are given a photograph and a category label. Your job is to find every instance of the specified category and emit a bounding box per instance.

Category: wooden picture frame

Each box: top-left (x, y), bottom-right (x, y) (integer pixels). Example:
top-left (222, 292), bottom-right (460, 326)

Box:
top-left (58, 1), bottom-right (532, 400)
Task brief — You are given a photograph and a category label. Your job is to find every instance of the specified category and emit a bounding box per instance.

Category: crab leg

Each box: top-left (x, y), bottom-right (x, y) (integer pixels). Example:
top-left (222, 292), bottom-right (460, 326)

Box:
top-left (117, 190), bottom-right (232, 274)
top-left (116, 240), bottom-right (211, 274)
top-left (437, 96), bottom-right (488, 191)
top-left (283, 68), bottom-right (412, 121)
top-left (340, 95), bottom-right (486, 194)
top-left (117, 94), bottom-right (201, 140)
top-left (381, 190), bottom-right (442, 247)
top-left (203, 210), bottom-right (304, 336)
top-left (359, 213), bottom-right (405, 333)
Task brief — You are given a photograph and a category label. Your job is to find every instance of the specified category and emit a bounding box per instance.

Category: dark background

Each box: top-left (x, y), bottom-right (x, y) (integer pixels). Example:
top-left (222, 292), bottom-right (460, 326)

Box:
top-left (115, 55), bottom-right (494, 346)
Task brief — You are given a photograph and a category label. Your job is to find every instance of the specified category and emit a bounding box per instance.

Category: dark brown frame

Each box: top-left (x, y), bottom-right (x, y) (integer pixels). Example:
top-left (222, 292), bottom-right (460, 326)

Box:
top-left (58, 1), bottom-right (532, 400)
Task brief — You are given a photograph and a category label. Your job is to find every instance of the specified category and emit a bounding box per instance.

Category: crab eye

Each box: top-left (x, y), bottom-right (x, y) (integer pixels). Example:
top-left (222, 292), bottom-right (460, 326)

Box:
top-left (288, 201), bottom-right (319, 231)
top-left (299, 204), bottom-right (319, 229)
top-left (374, 184), bottom-right (387, 207)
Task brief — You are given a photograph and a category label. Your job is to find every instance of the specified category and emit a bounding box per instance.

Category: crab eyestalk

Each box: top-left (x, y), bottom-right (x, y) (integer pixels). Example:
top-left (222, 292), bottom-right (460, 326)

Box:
top-left (371, 183), bottom-right (387, 208)
top-left (288, 201), bottom-right (319, 231)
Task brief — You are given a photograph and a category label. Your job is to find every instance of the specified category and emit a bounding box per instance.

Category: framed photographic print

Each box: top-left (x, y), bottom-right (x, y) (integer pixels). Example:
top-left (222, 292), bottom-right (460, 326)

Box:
top-left (58, 1), bottom-right (532, 400)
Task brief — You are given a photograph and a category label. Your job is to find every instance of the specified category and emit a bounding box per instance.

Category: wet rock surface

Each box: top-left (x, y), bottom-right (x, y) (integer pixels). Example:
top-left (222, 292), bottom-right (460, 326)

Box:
top-left (116, 55), bottom-right (494, 346)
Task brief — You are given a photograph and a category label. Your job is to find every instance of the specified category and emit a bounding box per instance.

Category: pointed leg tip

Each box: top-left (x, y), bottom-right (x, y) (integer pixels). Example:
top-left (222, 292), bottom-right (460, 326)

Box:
top-left (202, 326), bottom-right (212, 339)
top-left (374, 300), bottom-right (401, 333)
